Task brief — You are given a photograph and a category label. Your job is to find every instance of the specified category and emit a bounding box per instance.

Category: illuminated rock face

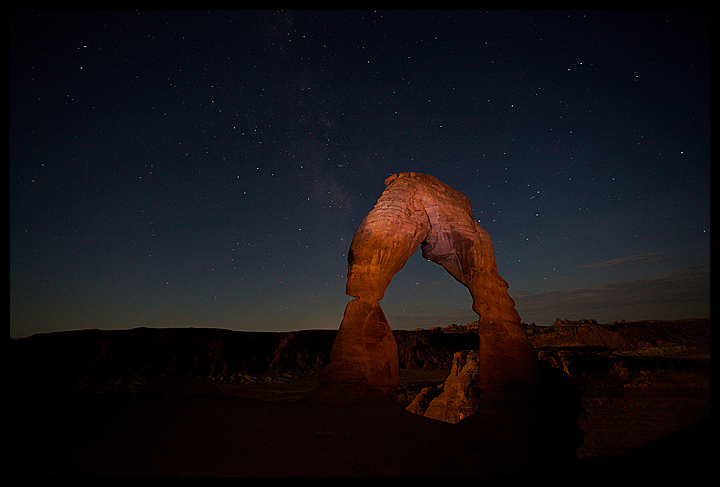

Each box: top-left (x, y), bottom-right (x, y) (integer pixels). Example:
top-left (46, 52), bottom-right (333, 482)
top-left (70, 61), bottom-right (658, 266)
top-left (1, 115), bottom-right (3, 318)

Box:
top-left (406, 350), bottom-right (481, 423)
top-left (314, 298), bottom-right (399, 400)
top-left (316, 172), bottom-right (538, 400)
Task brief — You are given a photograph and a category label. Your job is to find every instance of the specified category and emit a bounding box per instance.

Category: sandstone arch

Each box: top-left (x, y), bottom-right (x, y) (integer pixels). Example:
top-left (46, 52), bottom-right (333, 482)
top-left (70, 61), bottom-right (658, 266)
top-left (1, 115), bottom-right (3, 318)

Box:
top-left (313, 173), bottom-right (538, 405)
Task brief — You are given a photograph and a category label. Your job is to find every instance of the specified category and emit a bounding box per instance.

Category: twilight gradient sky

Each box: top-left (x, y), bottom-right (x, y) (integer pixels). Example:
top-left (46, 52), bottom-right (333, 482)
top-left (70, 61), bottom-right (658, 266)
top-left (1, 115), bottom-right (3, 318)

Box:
top-left (10, 10), bottom-right (710, 338)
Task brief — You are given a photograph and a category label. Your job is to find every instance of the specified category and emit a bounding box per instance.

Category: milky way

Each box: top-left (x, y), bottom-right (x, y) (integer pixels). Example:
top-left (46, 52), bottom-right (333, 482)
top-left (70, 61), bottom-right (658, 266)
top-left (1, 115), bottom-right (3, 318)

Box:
top-left (10, 10), bottom-right (710, 337)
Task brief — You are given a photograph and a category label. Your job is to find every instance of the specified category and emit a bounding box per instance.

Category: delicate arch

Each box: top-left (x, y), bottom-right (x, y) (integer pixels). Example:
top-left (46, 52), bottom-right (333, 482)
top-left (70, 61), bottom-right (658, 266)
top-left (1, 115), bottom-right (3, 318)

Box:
top-left (312, 173), bottom-right (538, 401)
top-left (345, 172), bottom-right (520, 328)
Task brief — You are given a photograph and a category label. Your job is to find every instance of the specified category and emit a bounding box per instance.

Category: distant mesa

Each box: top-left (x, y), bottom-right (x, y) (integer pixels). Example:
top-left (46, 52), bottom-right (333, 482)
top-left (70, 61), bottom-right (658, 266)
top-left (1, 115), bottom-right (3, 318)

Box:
top-left (311, 172), bottom-right (539, 414)
top-left (554, 318), bottom-right (598, 326)
top-left (420, 322), bottom-right (479, 333)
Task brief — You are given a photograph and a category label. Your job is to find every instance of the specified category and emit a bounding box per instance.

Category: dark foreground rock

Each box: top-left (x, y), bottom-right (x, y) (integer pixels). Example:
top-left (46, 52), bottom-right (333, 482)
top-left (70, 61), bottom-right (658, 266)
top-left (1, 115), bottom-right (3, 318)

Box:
top-left (529, 319), bottom-right (712, 460)
top-left (8, 380), bottom-right (579, 477)
top-left (8, 379), bottom-right (710, 478)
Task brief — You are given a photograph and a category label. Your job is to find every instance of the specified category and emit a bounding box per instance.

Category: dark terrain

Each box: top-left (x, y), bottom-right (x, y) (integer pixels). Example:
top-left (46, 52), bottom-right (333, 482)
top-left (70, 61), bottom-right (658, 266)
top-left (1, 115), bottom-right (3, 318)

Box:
top-left (9, 319), bottom-right (711, 477)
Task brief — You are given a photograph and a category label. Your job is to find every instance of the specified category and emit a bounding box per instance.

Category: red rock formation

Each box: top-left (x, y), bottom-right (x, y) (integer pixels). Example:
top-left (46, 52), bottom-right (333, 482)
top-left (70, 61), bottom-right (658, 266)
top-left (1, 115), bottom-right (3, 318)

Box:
top-left (314, 298), bottom-right (399, 400)
top-left (406, 350), bottom-right (481, 423)
top-left (316, 172), bottom-right (539, 402)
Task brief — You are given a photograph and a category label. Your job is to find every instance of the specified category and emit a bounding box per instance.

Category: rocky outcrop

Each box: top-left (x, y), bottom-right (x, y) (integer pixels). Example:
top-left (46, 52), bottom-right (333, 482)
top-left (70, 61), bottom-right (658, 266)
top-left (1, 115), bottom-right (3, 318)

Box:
top-left (316, 172), bottom-right (539, 402)
top-left (406, 350), bottom-right (481, 423)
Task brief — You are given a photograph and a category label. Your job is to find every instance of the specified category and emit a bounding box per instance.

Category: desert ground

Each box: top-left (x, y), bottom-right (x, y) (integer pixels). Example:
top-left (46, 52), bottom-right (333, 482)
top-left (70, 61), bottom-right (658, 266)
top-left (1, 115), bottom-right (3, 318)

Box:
top-left (9, 319), bottom-right (711, 477)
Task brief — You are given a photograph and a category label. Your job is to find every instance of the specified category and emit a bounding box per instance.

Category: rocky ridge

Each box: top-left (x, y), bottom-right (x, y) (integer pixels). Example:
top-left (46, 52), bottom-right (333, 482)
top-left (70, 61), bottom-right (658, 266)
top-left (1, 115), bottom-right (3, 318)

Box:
top-left (9, 327), bottom-right (479, 395)
top-left (9, 319), bottom-right (708, 395)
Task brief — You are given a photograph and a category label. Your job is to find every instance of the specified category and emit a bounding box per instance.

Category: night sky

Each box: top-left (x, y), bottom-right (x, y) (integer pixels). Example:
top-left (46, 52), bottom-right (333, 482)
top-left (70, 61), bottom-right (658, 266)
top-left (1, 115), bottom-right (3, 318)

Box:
top-left (10, 10), bottom-right (710, 338)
